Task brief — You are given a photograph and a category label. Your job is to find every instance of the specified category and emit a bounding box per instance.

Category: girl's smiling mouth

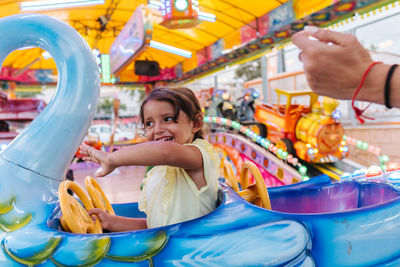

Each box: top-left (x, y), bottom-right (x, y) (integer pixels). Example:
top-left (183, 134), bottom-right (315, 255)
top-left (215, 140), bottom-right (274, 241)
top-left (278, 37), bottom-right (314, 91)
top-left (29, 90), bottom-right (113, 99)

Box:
top-left (156, 136), bottom-right (174, 141)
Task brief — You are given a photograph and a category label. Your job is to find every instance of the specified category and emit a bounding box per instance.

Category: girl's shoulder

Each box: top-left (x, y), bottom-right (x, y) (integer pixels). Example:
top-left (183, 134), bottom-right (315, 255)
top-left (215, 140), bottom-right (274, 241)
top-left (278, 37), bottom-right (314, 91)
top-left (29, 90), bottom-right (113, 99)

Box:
top-left (146, 165), bottom-right (167, 178)
top-left (191, 138), bottom-right (208, 146)
top-left (189, 138), bottom-right (215, 153)
top-left (189, 139), bottom-right (220, 164)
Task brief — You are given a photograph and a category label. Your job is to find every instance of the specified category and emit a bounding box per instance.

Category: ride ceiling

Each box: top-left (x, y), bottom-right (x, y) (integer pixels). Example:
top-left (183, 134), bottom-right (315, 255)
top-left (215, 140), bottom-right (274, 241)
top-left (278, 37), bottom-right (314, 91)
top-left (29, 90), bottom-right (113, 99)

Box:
top-left (0, 0), bottom-right (396, 84)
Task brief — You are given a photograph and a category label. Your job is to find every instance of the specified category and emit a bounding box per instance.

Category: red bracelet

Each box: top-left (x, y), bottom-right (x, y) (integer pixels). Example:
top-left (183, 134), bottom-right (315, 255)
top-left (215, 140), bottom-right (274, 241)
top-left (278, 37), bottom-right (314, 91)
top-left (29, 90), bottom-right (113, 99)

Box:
top-left (352, 61), bottom-right (382, 123)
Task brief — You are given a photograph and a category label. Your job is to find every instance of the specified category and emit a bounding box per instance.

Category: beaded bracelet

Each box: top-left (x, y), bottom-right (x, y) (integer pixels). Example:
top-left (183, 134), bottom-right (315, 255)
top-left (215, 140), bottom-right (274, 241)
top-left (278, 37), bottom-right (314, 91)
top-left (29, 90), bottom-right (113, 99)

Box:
top-left (384, 64), bottom-right (398, 109)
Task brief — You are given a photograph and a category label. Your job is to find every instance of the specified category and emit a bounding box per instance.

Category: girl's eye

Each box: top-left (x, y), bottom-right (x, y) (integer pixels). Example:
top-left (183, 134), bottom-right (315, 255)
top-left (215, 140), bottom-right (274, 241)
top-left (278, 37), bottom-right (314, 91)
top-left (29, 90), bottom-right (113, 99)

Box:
top-left (164, 117), bottom-right (174, 122)
top-left (145, 121), bottom-right (153, 127)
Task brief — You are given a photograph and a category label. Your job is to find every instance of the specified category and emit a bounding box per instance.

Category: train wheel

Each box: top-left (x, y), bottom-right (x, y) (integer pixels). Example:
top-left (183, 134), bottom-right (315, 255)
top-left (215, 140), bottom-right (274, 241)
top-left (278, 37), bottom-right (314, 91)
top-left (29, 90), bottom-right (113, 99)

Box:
top-left (276, 138), bottom-right (296, 156)
top-left (245, 102), bottom-right (255, 121)
top-left (249, 123), bottom-right (267, 138)
top-left (222, 109), bottom-right (237, 121)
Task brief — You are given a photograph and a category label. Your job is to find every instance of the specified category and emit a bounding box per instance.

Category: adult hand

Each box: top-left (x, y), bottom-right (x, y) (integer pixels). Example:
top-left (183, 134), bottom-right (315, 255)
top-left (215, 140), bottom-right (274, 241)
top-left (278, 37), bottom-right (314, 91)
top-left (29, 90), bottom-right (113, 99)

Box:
top-left (292, 26), bottom-right (383, 102)
top-left (79, 143), bottom-right (116, 176)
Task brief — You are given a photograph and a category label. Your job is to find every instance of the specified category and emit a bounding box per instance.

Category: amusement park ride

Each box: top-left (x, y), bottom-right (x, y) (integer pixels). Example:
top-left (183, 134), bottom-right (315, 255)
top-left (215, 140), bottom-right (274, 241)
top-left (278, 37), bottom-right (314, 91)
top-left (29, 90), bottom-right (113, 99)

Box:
top-left (205, 86), bottom-right (353, 181)
top-left (0, 91), bottom-right (46, 148)
top-left (206, 87), bottom-right (348, 164)
top-left (254, 88), bottom-right (348, 164)
top-left (2, 2), bottom-right (400, 265)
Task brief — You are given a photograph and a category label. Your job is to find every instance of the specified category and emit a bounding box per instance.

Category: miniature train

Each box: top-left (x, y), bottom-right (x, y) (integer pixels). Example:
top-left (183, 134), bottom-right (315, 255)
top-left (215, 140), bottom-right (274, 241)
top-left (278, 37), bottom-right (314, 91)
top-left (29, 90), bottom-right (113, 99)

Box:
top-left (254, 89), bottom-right (348, 163)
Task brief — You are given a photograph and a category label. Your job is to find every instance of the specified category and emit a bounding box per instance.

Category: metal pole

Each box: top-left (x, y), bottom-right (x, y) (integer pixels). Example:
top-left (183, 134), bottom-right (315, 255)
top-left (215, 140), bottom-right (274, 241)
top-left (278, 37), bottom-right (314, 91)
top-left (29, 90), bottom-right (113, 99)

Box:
top-left (214, 75), bottom-right (218, 91)
top-left (261, 55), bottom-right (268, 103)
top-left (277, 49), bottom-right (286, 73)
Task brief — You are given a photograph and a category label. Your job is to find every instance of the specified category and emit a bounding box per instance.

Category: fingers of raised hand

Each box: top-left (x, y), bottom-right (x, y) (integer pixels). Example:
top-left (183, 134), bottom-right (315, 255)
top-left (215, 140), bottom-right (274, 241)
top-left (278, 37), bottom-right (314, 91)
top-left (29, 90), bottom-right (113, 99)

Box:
top-left (95, 167), bottom-right (106, 177)
top-left (80, 143), bottom-right (94, 152)
top-left (82, 146), bottom-right (96, 158)
top-left (79, 145), bottom-right (88, 154)
top-left (298, 51), bottom-right (304, 62)
top-left (292, 30), bottom-right (313, 50)
top-left (82, 156), bottom-right (99, 163)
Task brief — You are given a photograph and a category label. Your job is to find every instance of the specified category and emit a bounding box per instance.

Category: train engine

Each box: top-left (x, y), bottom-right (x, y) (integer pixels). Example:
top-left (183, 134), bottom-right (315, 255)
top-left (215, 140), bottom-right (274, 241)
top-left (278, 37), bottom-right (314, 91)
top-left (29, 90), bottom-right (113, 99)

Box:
top-left (254, 89), bottom-right (348, 163)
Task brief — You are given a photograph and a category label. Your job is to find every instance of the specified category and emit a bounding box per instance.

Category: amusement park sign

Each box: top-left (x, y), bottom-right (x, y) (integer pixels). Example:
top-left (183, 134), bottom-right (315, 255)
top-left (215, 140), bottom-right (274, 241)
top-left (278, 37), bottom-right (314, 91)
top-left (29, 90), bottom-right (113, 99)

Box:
top-left (109, 6), bottom-right (153, 74)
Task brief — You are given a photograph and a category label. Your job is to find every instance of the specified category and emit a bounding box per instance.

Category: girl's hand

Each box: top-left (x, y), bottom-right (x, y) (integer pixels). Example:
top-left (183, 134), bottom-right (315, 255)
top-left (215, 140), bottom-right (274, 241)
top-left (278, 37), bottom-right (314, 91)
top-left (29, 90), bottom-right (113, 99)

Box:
top-left (88, 208), bottom-right (114, 231)
top-left (79, 143), bottom-right (115, 176)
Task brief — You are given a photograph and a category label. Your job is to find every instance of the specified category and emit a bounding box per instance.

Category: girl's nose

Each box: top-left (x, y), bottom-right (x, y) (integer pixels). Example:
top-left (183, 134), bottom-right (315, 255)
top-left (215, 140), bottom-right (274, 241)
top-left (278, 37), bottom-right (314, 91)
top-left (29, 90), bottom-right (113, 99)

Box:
top-left (154, 122), bottom-right (164, 134)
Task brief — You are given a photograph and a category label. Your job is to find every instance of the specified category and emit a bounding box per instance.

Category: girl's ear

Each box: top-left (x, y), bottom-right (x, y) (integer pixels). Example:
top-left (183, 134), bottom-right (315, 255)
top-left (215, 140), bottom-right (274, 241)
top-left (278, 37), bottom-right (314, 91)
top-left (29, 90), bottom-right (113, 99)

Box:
top-left (192, 113), bottom-right (204, 133)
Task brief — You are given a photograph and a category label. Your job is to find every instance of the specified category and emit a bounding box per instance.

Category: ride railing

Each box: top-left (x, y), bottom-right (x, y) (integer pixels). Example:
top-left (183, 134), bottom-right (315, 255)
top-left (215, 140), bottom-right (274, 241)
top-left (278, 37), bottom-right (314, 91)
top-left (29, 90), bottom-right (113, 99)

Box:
top-left (244, 70), bottom-right (308, 103)
top-left (204, 116), bottom-right (309, 181)
top-left (343, 135), bottom-right (389, 168)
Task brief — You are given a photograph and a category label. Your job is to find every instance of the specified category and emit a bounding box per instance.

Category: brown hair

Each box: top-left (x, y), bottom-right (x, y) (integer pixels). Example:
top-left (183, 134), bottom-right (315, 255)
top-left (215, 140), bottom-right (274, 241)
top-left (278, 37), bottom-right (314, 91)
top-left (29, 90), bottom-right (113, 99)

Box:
top-left (139, 87), bottom-right (204, 140)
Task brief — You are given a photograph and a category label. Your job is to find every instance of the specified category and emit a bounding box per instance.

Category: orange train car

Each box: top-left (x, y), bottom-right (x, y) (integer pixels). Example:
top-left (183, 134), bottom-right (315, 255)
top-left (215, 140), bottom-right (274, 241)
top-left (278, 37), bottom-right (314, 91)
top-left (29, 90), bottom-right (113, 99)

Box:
top-left (254, 89), bottom-right (348, 163)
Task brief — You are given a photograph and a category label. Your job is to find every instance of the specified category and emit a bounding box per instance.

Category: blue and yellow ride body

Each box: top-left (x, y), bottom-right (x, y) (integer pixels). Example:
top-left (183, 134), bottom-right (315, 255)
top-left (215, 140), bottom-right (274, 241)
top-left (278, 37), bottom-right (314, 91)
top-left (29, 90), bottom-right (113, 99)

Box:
top-left (0, 13), bottom-right (399, 267)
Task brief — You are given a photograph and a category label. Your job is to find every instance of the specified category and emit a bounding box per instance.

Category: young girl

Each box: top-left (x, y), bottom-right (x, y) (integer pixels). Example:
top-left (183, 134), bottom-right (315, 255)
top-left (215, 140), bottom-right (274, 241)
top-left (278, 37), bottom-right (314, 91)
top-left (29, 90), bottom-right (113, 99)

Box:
top-left (80, 87), bottom-right (220, 232)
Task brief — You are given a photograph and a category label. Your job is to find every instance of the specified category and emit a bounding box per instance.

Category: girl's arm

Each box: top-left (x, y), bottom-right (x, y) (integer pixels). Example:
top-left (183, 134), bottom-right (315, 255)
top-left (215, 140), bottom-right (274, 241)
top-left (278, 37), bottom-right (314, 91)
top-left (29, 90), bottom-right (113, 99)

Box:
top-left (107, 216), bottom-right (148, 232)
top-left (89, 208), bottom-right (147, 232)
top-left (81, 141), bottom-right (207, 189)
top-left (108, 141), bottom-right (203, 170)
top-left (80, 141), bottom-right (203, 175)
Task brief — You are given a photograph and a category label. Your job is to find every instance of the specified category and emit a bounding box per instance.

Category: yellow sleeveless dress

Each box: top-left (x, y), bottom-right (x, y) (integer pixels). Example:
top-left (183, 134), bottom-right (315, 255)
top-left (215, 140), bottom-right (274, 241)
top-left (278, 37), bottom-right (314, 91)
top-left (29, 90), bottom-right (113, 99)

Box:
top-left (138, 139), bottom-right (220, 228)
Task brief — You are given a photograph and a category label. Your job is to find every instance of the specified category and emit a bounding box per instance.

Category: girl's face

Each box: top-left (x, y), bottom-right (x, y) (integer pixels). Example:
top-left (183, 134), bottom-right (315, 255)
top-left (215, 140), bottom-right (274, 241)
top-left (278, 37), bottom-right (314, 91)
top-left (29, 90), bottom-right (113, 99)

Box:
top-left (142, 100), bottom-right (200, 144)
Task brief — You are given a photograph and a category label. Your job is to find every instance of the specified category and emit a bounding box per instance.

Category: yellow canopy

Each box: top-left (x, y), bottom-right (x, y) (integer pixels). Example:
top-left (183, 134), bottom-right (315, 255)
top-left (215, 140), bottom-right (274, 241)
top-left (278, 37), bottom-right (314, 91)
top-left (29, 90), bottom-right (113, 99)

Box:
top-left (0, 0), bottom-right (394, 82)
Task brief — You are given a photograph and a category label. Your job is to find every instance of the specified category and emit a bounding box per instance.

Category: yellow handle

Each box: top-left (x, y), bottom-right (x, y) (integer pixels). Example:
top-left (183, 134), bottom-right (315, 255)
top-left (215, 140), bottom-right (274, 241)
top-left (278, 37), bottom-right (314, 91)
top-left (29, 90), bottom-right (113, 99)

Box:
top-left (240, 161), bottom-right (271, 210)
top-left (85, 176), bottom-right (115, 215)
top-left (59, 181), bottom-right (102, 234)
top-left (222, 160), bottom-right (239, 192)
